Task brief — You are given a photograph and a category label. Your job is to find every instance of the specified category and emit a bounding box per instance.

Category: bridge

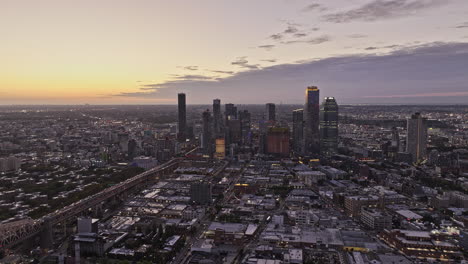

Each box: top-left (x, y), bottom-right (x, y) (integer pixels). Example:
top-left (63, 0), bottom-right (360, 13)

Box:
top-left (0, 157), bottom-right (181, 250)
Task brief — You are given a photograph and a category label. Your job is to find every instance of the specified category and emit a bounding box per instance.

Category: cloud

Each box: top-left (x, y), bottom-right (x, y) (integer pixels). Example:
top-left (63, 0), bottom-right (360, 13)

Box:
top-left (170, 74), bottom-right (215, 80)
top-left (284, 25), bottom-right (299, 34)
top-left (258, 44), bottom-right (275, 50)
top-left (294, 33), bottom-right (308, 38)
top-left (455, 22), bottom-right (468, 28)
top-left (365, 47), bottom-right (379, 50)
top-left (114, 42), bottom-right (468, 104)
top-left (184, 66), bottom-right (198, 71)
top-left (302, 3), bottom-right (328, 12)
top-left (231, 57), bottom-right (261, 69)
top-left (283, 35), bottom-right (331, 45)
top-left (323, 0), bottom-right (447, 23)
top-left (270, 34), bottom-right (283, 40)
top-left (261, 59), bottom-right (277, 63)
top-left (348, 34), bottom-right (368, 39)
top-left (209, 70), bottom-right (235, 75)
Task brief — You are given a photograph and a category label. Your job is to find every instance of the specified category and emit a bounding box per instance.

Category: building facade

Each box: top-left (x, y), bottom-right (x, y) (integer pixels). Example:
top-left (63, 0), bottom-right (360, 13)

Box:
top-left (406, 112), bottom-right (428, 162)
top-left (304, 86), bottom-right (320, 155)
top-left (320, 97), bottom-right (338, 155)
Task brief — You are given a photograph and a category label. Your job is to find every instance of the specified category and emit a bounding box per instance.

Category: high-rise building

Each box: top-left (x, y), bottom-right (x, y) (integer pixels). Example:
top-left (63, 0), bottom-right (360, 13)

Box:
top-left (215, 138), bottom-right (226, 159)
top-left (304, 86), bottom-right (320, 155)
top-left (177, 93), bottom-right (187, 142)
top-left (213, 99), bottom-right (222, 136)
top-left (225, 103), bottom-right (237, 120)
top-left (292, 109), bottom-right (304, 154)
top-left (266, 127), bottom-right (290, 157)
top-left (190, 181), bottom-right (212, 205)
top-left (406, 112), bottom-right (428, 162)
top-left (320, 97), bottom-right (338, 156)
top-left (202, 109), bottom-right (213, 155)
top-left (239, 110), bottom-right (251, 145)
top-left (265, 103), bottom-right (276, 122)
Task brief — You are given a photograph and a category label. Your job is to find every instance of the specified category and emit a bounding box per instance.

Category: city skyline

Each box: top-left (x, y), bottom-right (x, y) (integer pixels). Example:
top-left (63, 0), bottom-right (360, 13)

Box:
top-left (2, 0), bottom-right (468, 105)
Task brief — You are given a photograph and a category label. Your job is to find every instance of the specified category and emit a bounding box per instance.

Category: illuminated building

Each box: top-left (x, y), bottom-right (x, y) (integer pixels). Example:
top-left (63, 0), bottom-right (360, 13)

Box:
top-left (215, 138), bottom-right (226, 159)
top-left (177, 93), bottom-right (187, 142)
top-left (406, 112), bottom-right (428, 162)
top-left (304, 86), bottom-right (320, 155)
top-left (381, 229), bottom-right (462, 261)
top-left (320, 97), bottom-right (338, 156)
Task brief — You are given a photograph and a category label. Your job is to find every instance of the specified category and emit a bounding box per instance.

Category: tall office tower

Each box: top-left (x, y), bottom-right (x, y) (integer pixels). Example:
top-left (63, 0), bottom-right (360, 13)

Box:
top-left (177, 93), bottom-right (187, 142)
top-left (292, 109), bottom-right (304, 154)
top-left (202, 109), bottom-right (213, 154)
top-left (266, 127), bottom-right (290, 157)
top-left (239, 110), bottom-right (251, 145)
top-left (266, 103), bottom-right (276, 122)
top-left (391, 127), bottom-right (400, 150)
top-left (406, 112), bottom-right (428, 162)
top-left (319, 97), bottom-right (338, 156)
top-left (225, 103), bottom-right (237, 120)
top-left (213, 99), bottom-right (222, 135)
top-left (304, 86), bottom-right (320, 155)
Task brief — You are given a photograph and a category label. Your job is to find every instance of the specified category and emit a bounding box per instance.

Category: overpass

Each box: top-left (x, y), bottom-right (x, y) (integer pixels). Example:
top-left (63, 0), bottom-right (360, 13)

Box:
top-left (0, 157), bottom-right (181, 250)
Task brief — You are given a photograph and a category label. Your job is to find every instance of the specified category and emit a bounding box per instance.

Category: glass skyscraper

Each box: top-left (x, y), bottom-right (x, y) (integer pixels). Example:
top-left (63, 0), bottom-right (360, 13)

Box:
top-left (320, 97), bottom-right (338, 156)
top-left (304, 86), bottom-right (320, 155)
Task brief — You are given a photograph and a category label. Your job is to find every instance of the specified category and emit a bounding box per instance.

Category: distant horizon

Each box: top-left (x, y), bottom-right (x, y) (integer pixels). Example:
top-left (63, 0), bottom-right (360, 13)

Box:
top-left (1, 103), bottom-right (467, 107)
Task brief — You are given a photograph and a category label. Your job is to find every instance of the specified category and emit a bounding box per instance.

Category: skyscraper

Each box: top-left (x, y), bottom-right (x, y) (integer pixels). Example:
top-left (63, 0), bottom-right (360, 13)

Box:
top-left (266, 103), bottom-right (276, 122)
top-left (292, 109), bottom-right (304, 154)
top-left (406, 112), bottom-right (428, 162)
top-left (266, 127), bottom-right (290, 157)
top-left (304, 86), bottom-right (320, 155)
top-left (202, 109), bottom-right (213, 154)
top-left (320, 97), bottom-right (338, 156)
top-left (225, 103), bottom-right (237, 120)
top-left (177, 93), bottom-right (187, 142)
top-left (239, 110), bottom-right (251, 145)
top-left (213, 99), bottom-right (222, 136)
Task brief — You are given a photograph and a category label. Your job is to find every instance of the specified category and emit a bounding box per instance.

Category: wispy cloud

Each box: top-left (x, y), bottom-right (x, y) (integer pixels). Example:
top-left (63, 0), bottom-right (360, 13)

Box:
top-left (269, 34), bottom-right (283, 40)
top-left (258, 44), bottom-right (275, 50)
top-left (170, 74), bottom-right (216, 81)
top-left (283, 35), bottom-right (331, 45)
top-left (261, 59), bottom-right (277, 63)
top-left (231, 57), bottom-right (261, 69)
top-left (301, 3), bottom-right (328, 12)
top-left (284, 25), bottom-right (299, 34)
top-left (209, 70), bottom-right (235, 75)
top-left (348, 34), bottom-right (368, 39)
top-left (323, 0), bottom-right (448, 23)
top-left (455, 22), bottom-right (468, 28)
top-left (177, 65), bottom-right (198, 71)
top-left (294, 33), bottom-right (308, 38)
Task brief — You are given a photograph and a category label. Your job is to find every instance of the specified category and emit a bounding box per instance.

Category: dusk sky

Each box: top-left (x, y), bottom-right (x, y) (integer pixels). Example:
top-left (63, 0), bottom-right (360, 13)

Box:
top-left (2, 0), bottom-right (468, 105)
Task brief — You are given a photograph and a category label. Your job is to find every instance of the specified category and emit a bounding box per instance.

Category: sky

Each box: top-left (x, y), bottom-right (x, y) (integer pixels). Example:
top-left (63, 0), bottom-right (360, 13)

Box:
top-left (1, 0), bottom-right (468, 105)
